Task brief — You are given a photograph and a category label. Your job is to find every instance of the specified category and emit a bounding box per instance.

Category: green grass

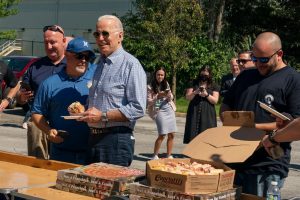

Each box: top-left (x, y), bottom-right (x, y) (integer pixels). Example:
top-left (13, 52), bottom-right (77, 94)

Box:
top-left (175, 97), bottom-right (221, 117)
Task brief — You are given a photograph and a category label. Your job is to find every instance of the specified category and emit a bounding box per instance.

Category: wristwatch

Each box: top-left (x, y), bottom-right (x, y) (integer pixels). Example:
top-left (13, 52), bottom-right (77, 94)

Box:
top-left (4, 97), bottom-right (13, 104)
top-left (268, 131), bottom-right (279, 145)
top-left (101, 112), bottom-right (109, 122)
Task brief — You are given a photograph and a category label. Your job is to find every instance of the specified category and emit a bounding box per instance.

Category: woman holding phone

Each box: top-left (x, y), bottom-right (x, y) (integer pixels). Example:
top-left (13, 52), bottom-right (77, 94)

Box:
top-left (183, 66), bottom-right (219, 144)
top-left (147, 67), bottom-right (177, 160)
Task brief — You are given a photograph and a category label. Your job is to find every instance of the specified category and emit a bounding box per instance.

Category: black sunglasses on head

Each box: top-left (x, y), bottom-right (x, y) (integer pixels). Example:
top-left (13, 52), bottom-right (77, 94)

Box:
top-left (73, 53), bottom-right (91, 62)
top-left (43, 25), bottom-right (64, 35)
top-left (251, 49), bottom-right (281, 63)
top-left (93, 31), bottom-right (110, 38)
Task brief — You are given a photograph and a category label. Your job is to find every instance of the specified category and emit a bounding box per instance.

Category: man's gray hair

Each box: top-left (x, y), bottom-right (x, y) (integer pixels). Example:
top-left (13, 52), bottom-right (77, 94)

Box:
top-left (97, 15), bottom-right (123, 32)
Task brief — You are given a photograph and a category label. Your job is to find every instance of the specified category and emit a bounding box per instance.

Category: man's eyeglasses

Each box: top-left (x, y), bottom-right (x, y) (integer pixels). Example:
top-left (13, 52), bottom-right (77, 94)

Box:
top-left (93, 31), bottom-right (110, 38)
top-left (251, 49), bottom-right (281, 63)
top-left (73, 53), bottom-right (91, 62)
top-left (43, 25), bottom-right (64, 35)
top-left (237, 59), bottom-right (252, 65)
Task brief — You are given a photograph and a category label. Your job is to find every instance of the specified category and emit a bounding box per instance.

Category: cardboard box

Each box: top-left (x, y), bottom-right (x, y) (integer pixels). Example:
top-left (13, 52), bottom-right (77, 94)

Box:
top-left (129, 181), bottom-right (241, 200)
top-left (183, 111), bottom-right (266, 163)
top-left (146, 158), bottom-right (235, 194)
top-left (56, 162), bottom-right (145, 198)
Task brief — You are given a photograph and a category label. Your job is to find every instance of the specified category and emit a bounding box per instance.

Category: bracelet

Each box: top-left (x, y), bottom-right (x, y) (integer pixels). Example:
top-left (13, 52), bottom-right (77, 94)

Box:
top-left (4, 97), bottom-right (13, 104)
top-left (268, 131), bottom-right (279, 145)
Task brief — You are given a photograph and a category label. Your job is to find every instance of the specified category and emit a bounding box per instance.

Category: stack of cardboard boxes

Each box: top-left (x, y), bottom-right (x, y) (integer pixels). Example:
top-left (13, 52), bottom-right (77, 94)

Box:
top-left (55, 162), bottom-right (144, 199)
top-left (129, 112), bottom-right (266, 200)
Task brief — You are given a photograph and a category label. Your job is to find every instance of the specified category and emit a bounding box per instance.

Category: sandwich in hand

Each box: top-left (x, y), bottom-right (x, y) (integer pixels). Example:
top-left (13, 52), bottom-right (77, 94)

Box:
top-left (68, 101), bottom-right (85, 114)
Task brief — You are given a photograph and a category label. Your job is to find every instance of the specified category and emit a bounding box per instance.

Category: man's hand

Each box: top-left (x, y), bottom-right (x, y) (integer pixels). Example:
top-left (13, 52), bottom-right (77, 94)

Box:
top-left (0, 99), bottom-right (9, 112)
top-left (18, 89), bottom-right (34, 104)
top-left (275, 113), bottom-right (293, 129)
top-left (261, 134), bottom-right (275, 148)
top-left (47, 129), bottom-right (64, 143)
top-left (77, 107), bottom-right (101, 123)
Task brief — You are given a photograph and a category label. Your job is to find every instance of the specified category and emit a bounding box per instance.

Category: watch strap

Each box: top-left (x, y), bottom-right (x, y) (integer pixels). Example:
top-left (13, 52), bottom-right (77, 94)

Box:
top-left (101, 112), bottom-right (108, 122)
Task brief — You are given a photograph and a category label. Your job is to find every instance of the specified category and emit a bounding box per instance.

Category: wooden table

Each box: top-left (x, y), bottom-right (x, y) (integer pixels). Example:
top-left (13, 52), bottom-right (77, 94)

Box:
top-left (11, 187), bottom-right (98, 200)
top-left (0, 151), bottom-right (79, 199)
top-left (0, 161), bottom-right (57, 189)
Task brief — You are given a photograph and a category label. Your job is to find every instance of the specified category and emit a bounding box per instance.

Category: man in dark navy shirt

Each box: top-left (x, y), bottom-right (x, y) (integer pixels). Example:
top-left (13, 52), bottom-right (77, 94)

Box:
top-left (0, 60), bottom-right (19, 112)
top-left (17, 25), bottom-right (67, 159)
top-left (220, 32), bottom-right (300, 197)
top-left (220, 57), bottom-right (240, 98)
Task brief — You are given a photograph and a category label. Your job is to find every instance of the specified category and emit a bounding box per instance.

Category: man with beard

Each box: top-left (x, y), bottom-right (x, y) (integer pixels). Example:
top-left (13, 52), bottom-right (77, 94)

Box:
top-left (31, 37), bottom-right (96, 164)
top-left (220, 32), bottom-right (300, 197)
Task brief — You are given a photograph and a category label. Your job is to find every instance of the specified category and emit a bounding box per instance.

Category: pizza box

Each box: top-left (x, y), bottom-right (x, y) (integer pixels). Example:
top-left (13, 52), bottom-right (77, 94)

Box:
top-left (56, 162), bottom-right (145, 198)
top-left (146, 158), bottom-right (235, 194)
top-left (183, 111), bottom-right (266, 163)
top-left (129, 181), bottom-right (241, 200)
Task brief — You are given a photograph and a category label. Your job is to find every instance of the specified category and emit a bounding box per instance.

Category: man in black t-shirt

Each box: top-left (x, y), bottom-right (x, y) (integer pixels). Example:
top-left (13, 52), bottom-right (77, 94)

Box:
top-left (0, 60), bottom-right (19, 112)
top-left (220, 32), bottom-right (300, 197)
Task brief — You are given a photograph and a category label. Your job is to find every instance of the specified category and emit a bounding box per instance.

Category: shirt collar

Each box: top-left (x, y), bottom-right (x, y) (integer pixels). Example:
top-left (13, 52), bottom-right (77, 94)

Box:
top-left (45, 56), bottom-right (67, 66)
top-left (101, 46), bottom-right (124, 65)
top-left (58, 65), bottom-right (88, 82)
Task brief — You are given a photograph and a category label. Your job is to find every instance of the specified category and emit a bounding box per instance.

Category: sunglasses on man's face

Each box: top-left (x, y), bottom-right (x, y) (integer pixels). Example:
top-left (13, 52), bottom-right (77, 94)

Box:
top-left (43, 25), bottom-right (64, 35)
top-left (73, 53), bottom-right (91, 62)
top-left (251, 49), bottom-right (281, 64)
top-left (93, 31), bottom-right (110, 38)
top-left (237, 59), bottom-right (252, 65)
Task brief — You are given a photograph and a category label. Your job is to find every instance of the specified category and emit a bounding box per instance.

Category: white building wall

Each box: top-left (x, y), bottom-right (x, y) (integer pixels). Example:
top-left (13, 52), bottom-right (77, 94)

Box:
top-left (0, 0), bottom-right (134, 56)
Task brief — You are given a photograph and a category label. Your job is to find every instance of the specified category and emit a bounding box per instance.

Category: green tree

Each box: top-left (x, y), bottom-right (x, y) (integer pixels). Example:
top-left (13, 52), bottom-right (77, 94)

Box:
top-left (222, 0), bottom-right (300, 68)
top-left (0, 0), bottom-right (21, 39)
top-left (122, 0), bottom-right (204, 98)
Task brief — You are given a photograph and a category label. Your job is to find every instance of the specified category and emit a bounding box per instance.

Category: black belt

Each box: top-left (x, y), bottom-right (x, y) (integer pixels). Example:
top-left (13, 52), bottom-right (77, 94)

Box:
top-left (90, 126), bottom-right (132, 135)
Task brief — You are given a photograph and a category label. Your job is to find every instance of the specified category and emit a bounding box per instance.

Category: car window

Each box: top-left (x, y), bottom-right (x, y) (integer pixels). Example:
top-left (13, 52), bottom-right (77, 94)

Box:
top-left (2, 57), bottom-right (32, 72)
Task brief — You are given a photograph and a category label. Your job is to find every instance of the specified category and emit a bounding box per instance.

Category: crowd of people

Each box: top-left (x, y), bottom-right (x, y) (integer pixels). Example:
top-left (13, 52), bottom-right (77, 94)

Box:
top-left (0, 15), bottom-right (300, 197)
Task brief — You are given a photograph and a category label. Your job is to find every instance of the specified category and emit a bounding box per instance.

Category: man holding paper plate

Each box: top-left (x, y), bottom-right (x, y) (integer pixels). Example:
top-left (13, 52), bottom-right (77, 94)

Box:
top-left (31, 37), bottom-right (96, 165)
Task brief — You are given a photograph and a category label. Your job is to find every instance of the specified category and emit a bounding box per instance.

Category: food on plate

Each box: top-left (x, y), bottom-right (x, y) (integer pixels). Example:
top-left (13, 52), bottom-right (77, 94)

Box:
top-left (150, 161), bottom-right (224, 175)
top-left (68, 101), bottom-right (85, 114)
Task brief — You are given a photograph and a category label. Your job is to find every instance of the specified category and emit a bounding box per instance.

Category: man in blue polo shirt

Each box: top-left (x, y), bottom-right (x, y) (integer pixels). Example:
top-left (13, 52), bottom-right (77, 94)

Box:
top-left (17, 25), bottom-right (67, 159)
top-left (31, 37), bottom-right (96, 164)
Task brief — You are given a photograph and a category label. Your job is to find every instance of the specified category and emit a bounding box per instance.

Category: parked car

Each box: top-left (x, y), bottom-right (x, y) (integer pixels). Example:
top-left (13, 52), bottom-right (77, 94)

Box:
top-left (0, 56), bottom-right (39, 109)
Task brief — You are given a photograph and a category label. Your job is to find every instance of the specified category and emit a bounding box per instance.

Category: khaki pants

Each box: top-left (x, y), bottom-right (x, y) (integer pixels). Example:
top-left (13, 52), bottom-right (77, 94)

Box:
top-left (27, 119), bottom-right (49, 159)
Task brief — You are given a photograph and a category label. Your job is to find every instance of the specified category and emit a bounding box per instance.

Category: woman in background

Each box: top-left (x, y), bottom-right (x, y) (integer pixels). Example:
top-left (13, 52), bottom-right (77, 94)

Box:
top-left (183, 66), bottom-right (219, 144)
top-left (147, 67), bottom-right (177, 160)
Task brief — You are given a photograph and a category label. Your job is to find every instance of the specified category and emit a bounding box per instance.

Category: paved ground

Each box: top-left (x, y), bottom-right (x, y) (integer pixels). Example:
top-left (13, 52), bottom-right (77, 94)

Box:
top-left (0, 108), bottom-right (299, 198)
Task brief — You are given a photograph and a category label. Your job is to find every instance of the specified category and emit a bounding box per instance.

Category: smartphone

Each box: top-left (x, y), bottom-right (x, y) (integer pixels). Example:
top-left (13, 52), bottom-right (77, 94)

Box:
top-left (20, 82), bottom-right (32, 91)
top-left (57, 130), bottom-right (69, 139)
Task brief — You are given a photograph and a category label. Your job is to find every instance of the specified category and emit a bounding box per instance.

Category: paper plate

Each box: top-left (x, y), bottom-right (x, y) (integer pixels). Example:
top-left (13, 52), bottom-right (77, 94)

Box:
top-left (61, 115), bottom-right (82, 120)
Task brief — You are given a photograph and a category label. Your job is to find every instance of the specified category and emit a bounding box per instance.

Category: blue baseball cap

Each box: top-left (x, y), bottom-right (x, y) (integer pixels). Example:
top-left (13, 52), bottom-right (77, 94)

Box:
top-left (66, 37), bottom-right (95, 58)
